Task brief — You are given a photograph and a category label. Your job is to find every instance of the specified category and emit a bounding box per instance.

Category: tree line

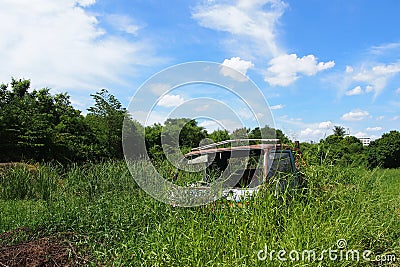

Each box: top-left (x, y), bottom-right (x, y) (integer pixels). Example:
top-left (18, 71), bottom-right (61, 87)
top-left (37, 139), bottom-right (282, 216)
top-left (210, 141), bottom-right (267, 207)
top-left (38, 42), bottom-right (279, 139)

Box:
top-left (300, 127), bottom-right (400, 169)
top-left (0, 78), bottom-right (398, 168)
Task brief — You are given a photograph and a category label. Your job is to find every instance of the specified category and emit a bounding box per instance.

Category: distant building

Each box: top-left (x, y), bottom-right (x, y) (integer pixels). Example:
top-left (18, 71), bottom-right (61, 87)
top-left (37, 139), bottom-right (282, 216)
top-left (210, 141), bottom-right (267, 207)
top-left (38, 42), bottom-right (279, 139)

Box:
top-left (358, 137), bottom-right (371, 146)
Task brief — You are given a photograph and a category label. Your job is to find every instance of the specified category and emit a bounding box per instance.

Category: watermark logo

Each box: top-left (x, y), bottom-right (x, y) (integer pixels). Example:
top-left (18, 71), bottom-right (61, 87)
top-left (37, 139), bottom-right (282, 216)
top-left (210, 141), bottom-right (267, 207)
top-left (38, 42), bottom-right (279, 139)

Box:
top-left (257, 239), bottom-right (397, 263)
top-left (122, 61), bottom-right (275, 207)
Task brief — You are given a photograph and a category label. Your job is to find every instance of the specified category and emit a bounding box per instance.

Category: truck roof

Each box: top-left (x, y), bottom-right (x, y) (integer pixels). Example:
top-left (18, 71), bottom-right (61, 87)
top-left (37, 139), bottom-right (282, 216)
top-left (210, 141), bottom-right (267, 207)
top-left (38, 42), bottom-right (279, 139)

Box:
top-left (185, 139), bottom-right (282, 157)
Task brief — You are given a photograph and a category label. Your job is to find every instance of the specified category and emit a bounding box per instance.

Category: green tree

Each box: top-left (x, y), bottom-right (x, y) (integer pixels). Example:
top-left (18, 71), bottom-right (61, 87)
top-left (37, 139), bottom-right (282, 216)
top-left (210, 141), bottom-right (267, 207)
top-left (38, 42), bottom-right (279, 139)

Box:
top-left (52, 93), bottom-right (95, 161)
top-left (145, 123), bottom-right (163, 159)
top-left (86, 89), bottom-right (126, 159)
top-left (209, 129), bottom-right (230, 143)
top-left (333, 125), bottom-right (346, 137)
top-left (340, 136), bottom-right (364, 165)
top-left (230, 127), bottom-right (249, 139)
top-left (325, 134), bottom-right (343, 145)
top-left (162, 118), bottom-right (207, 151)
top-left (366, 130), bottom-right (400, 168)
top-left (123, 116), bottom-right (146, 160)
top-left (307, 133), bottom-right (365, 166)
top-left (250, 126), bottom-right (291, 144)
top-left (0, 78), bottom-right (93, 162)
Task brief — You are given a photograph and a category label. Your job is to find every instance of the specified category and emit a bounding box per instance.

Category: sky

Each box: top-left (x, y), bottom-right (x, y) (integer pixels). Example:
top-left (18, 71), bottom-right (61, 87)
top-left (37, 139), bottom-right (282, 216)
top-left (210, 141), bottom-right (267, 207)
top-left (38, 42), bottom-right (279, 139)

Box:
top-left (1, 0), bottom-right (400, 142)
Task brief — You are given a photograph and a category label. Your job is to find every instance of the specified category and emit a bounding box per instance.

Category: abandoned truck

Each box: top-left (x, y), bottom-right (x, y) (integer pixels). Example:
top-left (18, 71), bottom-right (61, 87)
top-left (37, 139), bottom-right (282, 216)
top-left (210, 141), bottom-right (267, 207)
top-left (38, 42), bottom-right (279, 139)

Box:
top-left (173, 139), bottom-right (300, 202)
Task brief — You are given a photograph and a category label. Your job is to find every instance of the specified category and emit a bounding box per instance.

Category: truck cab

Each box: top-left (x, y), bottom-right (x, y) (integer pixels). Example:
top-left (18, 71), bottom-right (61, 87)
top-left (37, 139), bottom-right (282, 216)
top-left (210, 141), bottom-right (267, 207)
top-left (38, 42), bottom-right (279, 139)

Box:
top-left (174, 139), bottom-right (299, 202)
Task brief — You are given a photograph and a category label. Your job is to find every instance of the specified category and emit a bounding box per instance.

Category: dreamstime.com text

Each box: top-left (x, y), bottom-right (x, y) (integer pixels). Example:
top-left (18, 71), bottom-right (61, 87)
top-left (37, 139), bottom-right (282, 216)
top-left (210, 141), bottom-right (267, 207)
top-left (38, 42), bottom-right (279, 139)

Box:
top-left (257, 239), bottom-right (398, 263)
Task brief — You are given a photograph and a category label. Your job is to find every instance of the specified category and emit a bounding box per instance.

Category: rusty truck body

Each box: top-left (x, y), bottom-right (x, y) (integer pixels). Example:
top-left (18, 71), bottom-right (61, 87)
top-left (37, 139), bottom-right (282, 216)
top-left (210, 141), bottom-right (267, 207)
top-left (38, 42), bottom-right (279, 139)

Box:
top-left (174, 139), bottom-right (299, 202)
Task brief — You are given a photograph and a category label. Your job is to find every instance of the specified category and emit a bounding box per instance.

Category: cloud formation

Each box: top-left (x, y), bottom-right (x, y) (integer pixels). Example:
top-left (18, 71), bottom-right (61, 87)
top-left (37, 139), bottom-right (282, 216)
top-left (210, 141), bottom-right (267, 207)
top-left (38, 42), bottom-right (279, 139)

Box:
top-left (157, 94), bottom-right (185, 107)
top-left (264, 54), bottom-right (335, 86)
top-left (0, 0), bottom-right (155, 91)
top-left (192, 0), bottom-right (287, 59)
top-left (345, 85), bottom-right (363, 96)
top-left (341, 110), bottom-right (369, 121)
top-left (352, 63), bottom-right (400, 97)
top-left (318, 121), bottom-right (333, 129)
top-left (105, 14), bottom-right (141, 35)
top-left (366, 126), bottom-right (382, 132)
top-left (149, 83), bottom-right (172, 96)
top-left (354, 131), bottom-right (368, 138)
top-left (270, 104), bottom-right (284, 110)
top-left (220, 57), bottom-right (254, 81)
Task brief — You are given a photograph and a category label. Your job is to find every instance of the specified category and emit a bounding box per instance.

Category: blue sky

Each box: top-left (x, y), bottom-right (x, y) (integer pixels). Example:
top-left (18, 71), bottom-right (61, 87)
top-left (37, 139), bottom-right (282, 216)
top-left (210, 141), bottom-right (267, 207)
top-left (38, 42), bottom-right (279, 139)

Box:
top-left (1, 0), bottom-right (399, 142)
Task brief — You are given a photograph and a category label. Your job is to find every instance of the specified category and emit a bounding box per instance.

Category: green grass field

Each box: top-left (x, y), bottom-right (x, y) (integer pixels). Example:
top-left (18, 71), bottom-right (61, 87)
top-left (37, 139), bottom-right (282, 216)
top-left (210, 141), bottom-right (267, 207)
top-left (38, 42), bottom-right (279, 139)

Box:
top-left (1, 161), bottom-right (399, 266)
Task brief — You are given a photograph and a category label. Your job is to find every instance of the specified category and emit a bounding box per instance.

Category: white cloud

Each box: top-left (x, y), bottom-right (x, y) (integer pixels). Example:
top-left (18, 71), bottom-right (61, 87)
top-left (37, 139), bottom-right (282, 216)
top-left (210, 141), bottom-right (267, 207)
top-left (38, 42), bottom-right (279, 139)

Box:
top-left (341, 110), bottom-right (369, 121)
top-left (354, 131), bottom-right (368, 138)
top-left (366, 126), bottom-right (382, 132)
top-left (192, 0), bottom-right (287, 59)
top-left (396, 88), bottom-right (400, 94)
top-left (300, 128), bottom-right (322, 139)
top-left (390, 115), bottom-right (400, 121)
top-left (256, 112), bottom-right (264, 119)
top-left (352, 63), bottom-right (400, 96)
top-left (277, 115), bottom-right (303, 126)
top-left (264, 54), bottom-right (335, 86)
top-left (149, 83), bottom-right (171, 96)
top-left (129, 110), bottom-right (167, 126)
top-left (236, 108), bottom-right (255, 119)
top-left (270, 104), bottom-right (284, 110)
top-left (345, 66), bottom-right (354, 73)
top-left (220, 57), bottom-right (254, 81)
top-left (369, 42), bottom-right (400, 55)
top-left (157, 94), bottom-right (185, 107)
top-left (345, 85), bottom-right (363, 96)
top-left (198, 119), bottom-right (241, 132)
top-left (77, 0), bottom-right (96, 7)
top-left (318, 121), bottom-right (333, 129)
top-left (198, 120), bottom-right (220, 130)
top-left (276, 116), bottom-right (334, 141)
top-left (376, 115), bottom-right (385, 121)
top-left (0, 0), bottom-right (156, 91)
top-left (105, 14), bottom-right (141, 35)
top-left (297, 121), bottom-right (334, 141)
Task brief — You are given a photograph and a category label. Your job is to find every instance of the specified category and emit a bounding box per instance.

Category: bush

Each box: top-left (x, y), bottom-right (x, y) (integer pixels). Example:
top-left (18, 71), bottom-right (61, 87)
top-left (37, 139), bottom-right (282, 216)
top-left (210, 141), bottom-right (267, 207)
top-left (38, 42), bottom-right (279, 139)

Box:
top-left (366, 130), bottom-right (400, 168)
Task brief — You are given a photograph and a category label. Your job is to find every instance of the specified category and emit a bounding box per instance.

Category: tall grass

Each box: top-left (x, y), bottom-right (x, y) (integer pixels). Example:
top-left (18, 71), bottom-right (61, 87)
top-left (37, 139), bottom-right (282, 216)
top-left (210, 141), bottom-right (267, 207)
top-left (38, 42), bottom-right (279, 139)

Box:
top-left (0, 164), bottom-right (59, 201)
top-left (0, 161), bottom-right (399, 266)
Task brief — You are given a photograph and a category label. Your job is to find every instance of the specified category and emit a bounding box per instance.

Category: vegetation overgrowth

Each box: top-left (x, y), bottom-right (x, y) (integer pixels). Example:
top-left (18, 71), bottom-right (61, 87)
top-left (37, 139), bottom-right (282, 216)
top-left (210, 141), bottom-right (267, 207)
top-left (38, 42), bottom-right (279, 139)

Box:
top-left (1, 78), bottom-right (399, 168)
top-left (1, 160), bottom-right (399, 266)
top-left (1, 78), bottom-right (399, 265)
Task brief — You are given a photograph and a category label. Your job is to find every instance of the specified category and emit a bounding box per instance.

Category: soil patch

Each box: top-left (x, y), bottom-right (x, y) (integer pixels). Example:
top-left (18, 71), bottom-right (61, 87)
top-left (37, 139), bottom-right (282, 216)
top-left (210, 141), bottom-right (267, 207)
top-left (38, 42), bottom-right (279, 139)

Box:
top-left (0, 228), bottom-right (91, 267)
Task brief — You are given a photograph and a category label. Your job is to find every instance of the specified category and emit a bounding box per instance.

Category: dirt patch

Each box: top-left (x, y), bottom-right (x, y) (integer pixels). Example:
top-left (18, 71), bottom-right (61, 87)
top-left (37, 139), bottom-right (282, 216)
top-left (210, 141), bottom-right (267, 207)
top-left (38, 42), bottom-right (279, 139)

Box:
top-left (0, 228), bottom-right (92, 267)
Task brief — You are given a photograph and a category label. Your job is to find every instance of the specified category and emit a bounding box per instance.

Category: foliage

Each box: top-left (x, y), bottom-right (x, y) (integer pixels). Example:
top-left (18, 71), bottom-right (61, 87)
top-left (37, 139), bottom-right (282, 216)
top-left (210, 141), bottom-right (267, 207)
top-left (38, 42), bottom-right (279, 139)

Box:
top-left (144, 123), bottom-right (164, 159)
top-left (0, 79), bottom-right (150, 162)
top-left (1, 78), bottom-right (398, 171)
top-left (230, 127), bottom-right (250, 139)
top-left (332, 125), bottom-right (346, 137)
top-left (208, 129), bottom-right (230, 143)
top-left (250, 126), bottom-right (291, 144)
top-left (230, 126), bottom-right (291, 144)
top-left (86, 89), bottom-right (126, 159)
top-left (123, 117), bottom-right (146, 159)
top-left (0, 78), bottom-right (93, 162)
top-left (301, 134), bottom-right (364, 166)
top-left (165, 118), bottom-right (207, 149)
top-left (366, 130), bottom-right (400, 168)
top-left (1, 162), bottom-right (399, 266)
top-left (0, 164), bottom-right (59, 201)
